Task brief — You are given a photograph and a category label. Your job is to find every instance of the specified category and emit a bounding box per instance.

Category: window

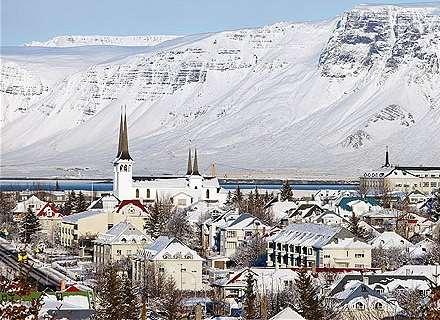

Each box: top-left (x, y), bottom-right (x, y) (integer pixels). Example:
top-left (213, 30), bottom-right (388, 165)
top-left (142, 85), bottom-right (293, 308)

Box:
top-left (375, 302), bottom-right (383, 310)
top-left (136, 189), bottom-right (139, 198)
top-left (355, 302), bottom-right (365, 310)
top-left (323, 254), bottom-right (330, 258)
top-left (159, 267), bottom-right (165, 272)
top-left (206, 189), bottom-right (210, 199)
top-left (121, 238), bottom-right (127, 243)
top-left (177, 199), bottom-right (186, 206)
top-left (355, 253), bottom-right (365, 258)
top-left (226, 242), bottom-right (237, 249)
top-left (117, 250), bottom-right (122, 255)
top-left (227, 231), bottom-right (237, 238)
top-left (308, 248), bottom-right (313, 255)
top-left (146, 189), bottom-right (151, 198)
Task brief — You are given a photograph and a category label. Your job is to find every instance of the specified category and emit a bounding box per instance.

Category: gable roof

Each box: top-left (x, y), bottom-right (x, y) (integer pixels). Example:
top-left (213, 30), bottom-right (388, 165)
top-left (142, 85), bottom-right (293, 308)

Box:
top-left (329, 274), bottom-right (434, 297)
top-left (62, 210), bottom-right (105, 224)
top-left (36, 202), bottom-right (61, 218)
top-left (143, 236), bottom-right (203, 261)
top-left (332, 281), bottom-right (388, 306)
top-left (116, 199), bottom-right (147, 213)
top-left (96, 220), bottom-right (149, 244)
top-left (337, 197), bottom-right (379, 211)
top-left (269, 307), bottom-right (305, 320)
top-left (267, 223), bottom-right (352, 249)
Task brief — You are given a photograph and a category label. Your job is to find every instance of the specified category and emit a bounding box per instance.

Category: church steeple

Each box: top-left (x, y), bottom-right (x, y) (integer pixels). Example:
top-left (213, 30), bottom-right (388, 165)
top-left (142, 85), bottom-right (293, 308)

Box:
top-left (383, 146), bottom-right (390, 168)
top-left (192, 148), bottom-right (200, 176)
top-left (186, 148), bottom-right (192, 175)
top-left (116, 106), bottom-right (132, 161)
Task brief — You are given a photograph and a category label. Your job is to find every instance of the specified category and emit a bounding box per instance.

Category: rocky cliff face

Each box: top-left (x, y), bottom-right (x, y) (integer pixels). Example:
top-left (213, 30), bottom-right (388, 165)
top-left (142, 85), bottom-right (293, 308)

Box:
top-left (319, 4), bottom-right (440, 78)
top-left (1, 5), bottom-right (439, 178)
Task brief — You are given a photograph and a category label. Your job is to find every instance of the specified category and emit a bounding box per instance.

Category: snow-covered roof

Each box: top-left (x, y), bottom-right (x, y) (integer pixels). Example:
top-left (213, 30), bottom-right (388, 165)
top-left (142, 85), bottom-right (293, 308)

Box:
top-left (370, 231), bottom-right (411, 249)
top-left (269, 307), bottom-right (305, 320)
top-left (62, 209), bottom-right (105, 224)
top-left (323, 238), bottom-right (371, 250)
top-left (385, 265), bottom-right (440, 283)
top-left (223, 213), bottom-right (268, 231)
top-left (13, 195), bottom-right (46, 212)
top-left (95, 220), bottom-right (149, 245)
top-left (142, 236), bottom-right (203, 261)
top-left (267, 223), bottom-right (349, 249)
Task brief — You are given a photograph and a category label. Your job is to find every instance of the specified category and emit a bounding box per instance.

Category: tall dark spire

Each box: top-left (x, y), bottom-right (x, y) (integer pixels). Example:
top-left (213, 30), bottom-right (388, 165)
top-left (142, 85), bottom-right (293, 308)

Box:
top-left (116, 111), bottom-right (123, 158)
top-left (186, 148), bottom-right (192, 175)
top-left (116, 106), bottom-right (132, 161)
top-left (384, 146), bottom-right (390, 167)
top-left (192, 148), bottom-right (200, 175)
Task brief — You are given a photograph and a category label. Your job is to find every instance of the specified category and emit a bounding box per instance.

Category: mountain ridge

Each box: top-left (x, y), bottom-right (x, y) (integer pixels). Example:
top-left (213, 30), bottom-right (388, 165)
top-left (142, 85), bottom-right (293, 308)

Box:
top-left (1, 4), bottom-right (439, 178)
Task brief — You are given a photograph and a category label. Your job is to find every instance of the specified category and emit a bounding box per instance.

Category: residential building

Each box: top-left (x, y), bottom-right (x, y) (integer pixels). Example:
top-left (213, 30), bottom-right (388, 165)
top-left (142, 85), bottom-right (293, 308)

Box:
top-left (369, 231), bottom-right (412, 249)
top-left (94, 221), bottom-right (150, 265)
top-left (213, 268), bottom-right (298, 299)
top-left (13, 195), bottom-right (46, 214)
top-left (132, 236), bottom-right (204, 291)
top-left (219, 213), bottom-right (270, 257)
top-left (266, 223), bottom-right (354, 268)
top-left (280, 204), bottom-right (324, 225)
top-left (322, 238), bottom-right (372, 269)
top-left (36, 202), bottom-right (63, 243)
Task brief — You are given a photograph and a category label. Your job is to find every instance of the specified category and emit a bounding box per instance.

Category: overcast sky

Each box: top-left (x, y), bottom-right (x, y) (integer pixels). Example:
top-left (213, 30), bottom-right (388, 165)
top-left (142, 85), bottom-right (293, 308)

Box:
top-left (1, 0), bottom-right (435, 46)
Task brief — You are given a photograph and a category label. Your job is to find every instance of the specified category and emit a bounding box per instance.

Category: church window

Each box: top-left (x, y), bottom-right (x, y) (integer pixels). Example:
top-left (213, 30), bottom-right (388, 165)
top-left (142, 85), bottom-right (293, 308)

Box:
top-left (136, 189), bottom-right (139, 198)
top-left (206, 189), bottom-right (210, 199)
top-left (147, 189), bottom-right (151, 198)
top-left (124, 164), bottom-right (128, 171)
top-left (120, 164), bottom-right (123, 171)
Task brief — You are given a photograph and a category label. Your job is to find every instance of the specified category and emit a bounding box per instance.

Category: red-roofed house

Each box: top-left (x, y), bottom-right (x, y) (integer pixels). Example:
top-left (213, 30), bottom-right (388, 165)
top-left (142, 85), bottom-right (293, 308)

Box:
top-left (37, 202), bottom-right (63, 243)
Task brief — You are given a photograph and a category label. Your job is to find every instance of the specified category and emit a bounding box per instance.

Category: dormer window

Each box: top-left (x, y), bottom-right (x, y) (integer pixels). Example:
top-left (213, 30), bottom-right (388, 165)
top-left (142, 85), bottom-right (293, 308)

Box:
top-left (355, 302), bottom-right (365, 310)
top-left (121, 238), bottom-right (127, 243)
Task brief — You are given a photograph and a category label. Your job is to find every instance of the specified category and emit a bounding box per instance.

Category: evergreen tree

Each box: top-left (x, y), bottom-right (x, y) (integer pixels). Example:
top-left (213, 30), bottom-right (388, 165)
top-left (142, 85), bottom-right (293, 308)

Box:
top-left (0, 191), bottom-right (16, 225)
top-left (75, 191), bottom-right (88, 212)
top-left (144, 197), bottom-right (171, 239)
top-left (232, 185), bottom-right (244, 212)
top-left (432, 188), bottom-right (440, 222)
top-left (20, 208), bottom-right (41, 244)
top-left (349, 212), bottom-right (362, 238)
top-left (294, 268), bottom-right (324, 320)
top-left (120, 273), bottom-right (140, 320)
top-left (244, 273), bottom-right (257, 320)
top-left (226, 190), bottom-right (233, 206)
top-left (280, 180), bottom-right (293, 201)
top-left (62, 191), bottom-right (76, 215)
top-left (95, 264), bottom-right (123, 320)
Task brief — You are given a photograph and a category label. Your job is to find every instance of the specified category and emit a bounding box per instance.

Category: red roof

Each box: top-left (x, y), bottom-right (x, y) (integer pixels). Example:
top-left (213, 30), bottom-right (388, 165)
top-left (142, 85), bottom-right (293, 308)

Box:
top-left (64, 285), bottom-right (81, 292)
top-left (36, 202), bottom-right (61, 218)
top-left (116, 199), bottom-right (147, 213)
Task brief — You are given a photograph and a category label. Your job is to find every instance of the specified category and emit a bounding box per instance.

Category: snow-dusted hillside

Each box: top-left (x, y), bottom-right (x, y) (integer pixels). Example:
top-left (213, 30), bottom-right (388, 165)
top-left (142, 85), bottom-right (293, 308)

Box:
top-left (25, 35), bottom-right (180, 47)
top-left (1, 4), bottom-right (440, 178)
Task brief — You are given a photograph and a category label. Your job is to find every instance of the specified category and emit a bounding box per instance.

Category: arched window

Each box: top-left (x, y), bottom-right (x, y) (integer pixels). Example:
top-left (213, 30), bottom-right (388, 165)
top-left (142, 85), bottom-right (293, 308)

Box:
top-left (132, 239), bottom-right (137, 244)
top-left (375, 302), bottom-right (383, 310)
top-left (147, 189), bottom-right (151, 198)
top-left (206, 189), bottom-right (210, 199)
top-left (124, 164), bottom-right (128, 171)
top-left (121, 238), bottom-right (127, 243)
top-left (136, 189), bottom-right (139, 198)
top-left (355, 302), bottom-right (365, 310)
top-left (163, 253), bottom-right (171, 259)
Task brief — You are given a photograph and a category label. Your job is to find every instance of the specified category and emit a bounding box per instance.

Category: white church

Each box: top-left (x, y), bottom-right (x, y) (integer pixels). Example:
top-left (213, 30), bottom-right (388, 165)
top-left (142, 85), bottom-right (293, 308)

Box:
top-left (113, 110), bottom-right (227, 208)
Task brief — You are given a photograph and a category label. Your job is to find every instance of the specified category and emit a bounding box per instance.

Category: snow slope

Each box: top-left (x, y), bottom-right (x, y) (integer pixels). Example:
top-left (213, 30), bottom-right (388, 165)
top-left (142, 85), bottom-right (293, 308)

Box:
top-left (25, 35), bottom-right (180, 47)
top-left (1, 4), bottom-right (440, 178)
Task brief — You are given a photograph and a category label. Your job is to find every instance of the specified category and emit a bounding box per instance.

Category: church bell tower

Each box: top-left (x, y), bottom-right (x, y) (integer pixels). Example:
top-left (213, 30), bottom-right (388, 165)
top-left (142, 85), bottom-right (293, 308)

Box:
top-left (113, 107), bottom-right (134, 200)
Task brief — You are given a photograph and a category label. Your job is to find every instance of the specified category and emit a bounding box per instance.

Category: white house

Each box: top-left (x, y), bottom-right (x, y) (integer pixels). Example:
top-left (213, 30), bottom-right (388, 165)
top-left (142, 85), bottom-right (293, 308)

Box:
top-left (370, 231), bottom-right (412, 249)
top-left (13, 195), bottom-right (46, 214)
top-left (219, 213), bottom-right (270, 257)
top-left (94, 221), bottom-right (150, 265)
top-left (132, 236), bottom-right (204, 291)
top-left (112, 110), bottom-right (227, 207)
top-left (322, 238), bottom-right (372, 269)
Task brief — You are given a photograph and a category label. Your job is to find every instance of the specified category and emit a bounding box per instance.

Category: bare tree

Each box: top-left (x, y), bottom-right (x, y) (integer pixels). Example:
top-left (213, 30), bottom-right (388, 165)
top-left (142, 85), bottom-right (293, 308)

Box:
top-left (393, 289), bottom-right (427, 319)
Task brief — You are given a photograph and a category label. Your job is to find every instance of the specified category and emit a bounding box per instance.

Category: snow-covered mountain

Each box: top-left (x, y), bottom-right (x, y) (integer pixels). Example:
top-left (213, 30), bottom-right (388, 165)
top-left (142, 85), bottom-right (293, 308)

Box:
top-left (1, 4), bottom-right (440, 179)
top-left (25, 35), bottom-right (181, 47)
